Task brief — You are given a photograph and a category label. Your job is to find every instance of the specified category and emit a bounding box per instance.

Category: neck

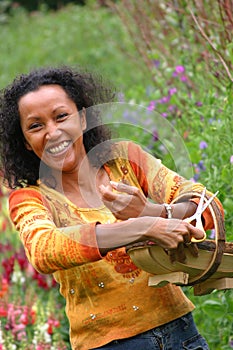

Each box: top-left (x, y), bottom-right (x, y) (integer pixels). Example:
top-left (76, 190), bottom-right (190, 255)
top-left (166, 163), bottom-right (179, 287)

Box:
top-left (54, 157), bottom-right (97, 190)
top-left (43, 159), bottom-right (108, 208)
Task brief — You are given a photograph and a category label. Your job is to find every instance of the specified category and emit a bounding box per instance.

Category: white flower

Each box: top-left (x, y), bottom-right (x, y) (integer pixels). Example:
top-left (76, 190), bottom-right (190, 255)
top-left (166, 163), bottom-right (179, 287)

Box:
top-left (11, 270), bottom-right (26, 284)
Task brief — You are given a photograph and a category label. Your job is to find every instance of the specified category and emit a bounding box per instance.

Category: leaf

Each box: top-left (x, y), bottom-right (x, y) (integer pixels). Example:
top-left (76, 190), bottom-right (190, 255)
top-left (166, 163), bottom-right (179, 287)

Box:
top-left (202, 300), bottom-right (227, 319)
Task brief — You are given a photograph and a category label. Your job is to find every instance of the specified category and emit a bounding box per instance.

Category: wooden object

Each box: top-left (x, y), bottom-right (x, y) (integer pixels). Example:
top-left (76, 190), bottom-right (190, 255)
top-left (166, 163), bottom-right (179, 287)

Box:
top-left (127, 192), bottom-right (233, 295)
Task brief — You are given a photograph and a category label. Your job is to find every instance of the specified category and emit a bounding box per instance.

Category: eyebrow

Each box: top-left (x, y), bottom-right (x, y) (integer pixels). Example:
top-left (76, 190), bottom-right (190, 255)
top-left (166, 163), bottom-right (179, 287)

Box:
top-left (52, 105), bottom-right (67, 113)
top-left (25, 106), bottom-right (69, 120)
top-left (25, 115), bottom-right (41, 121)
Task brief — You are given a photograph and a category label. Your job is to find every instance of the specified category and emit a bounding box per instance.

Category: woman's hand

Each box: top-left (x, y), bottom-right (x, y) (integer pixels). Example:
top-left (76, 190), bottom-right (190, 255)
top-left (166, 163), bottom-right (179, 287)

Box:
top-left (96, 215), bottom-right (204, 261)
top-left (99, 182), bottom-right (199, 222)
top-left (99, 181), bottom-right (162, 220)
top-left (145, 217), bottom-right (204, 262)
top-left (147, 218), bottom-right (204, 248)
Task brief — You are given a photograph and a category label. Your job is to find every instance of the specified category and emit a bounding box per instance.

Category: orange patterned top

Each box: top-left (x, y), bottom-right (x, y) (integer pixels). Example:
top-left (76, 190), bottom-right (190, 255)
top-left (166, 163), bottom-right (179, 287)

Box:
top-left (9, 141), bottom-right (221, 350)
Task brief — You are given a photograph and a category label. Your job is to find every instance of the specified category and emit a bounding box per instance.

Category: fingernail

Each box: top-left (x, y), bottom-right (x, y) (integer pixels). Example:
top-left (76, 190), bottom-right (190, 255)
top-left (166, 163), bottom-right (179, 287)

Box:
top-left (110, 181), bottom-right (118, 188)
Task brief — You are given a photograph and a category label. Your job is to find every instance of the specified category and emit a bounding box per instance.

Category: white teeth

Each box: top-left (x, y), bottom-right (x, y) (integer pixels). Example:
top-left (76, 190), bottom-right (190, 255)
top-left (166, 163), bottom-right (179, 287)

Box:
top-left (48, 141), bottom-right (70, 154)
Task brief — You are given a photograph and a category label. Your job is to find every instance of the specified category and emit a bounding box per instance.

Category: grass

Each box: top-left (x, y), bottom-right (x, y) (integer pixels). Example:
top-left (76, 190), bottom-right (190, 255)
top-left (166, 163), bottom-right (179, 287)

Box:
top-left (0, 3), bottom-right (149, 91)
top-left (0, 1), bottom-right (233, 349)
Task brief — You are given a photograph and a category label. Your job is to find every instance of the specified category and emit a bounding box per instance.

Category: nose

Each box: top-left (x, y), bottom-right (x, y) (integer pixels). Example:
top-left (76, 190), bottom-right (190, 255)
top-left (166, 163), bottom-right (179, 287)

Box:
top-left (45, 121), bottom-right (62, 140)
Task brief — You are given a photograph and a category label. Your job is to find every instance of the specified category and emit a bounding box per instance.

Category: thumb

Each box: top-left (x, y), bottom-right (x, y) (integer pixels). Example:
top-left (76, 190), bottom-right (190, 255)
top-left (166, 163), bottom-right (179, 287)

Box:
top-left (189, 224), bottom-right (206, 242)
top-left (99, 184), bottom-right (116, 201)
top-left (110, 181), bottom-right (138, 195)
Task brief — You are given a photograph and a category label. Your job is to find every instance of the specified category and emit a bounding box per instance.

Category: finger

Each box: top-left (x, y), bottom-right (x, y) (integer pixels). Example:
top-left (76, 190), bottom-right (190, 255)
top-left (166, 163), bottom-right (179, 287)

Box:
top-left (186, 242), bottom-right (199, 257)
top-left (167, 249), bottom-right (177, 264)
top-left (176, 243), bottom-right (187, 263)
top-left (188, 223), bottom-right (206, 241)
top-left (110, 181), bottom-right (139, 195)
top-left (183, 232), bottom-right (191, 245)
top-left (99, 185), bottom-right (117, 201)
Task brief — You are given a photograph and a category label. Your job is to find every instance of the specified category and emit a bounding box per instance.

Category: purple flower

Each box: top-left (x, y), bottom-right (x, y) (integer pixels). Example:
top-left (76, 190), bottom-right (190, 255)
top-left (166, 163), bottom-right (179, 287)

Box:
top-left (193, 173), bottom-right (199, 182)
top-left (117, 92), bottom-right (125, 102)
top-left (230, 155), bottom-right (233, 164)
top-left (152, 129), bottom-right (159, 141)
top-left (199, 141), bottom-right (208, 149)
top-left (195, 101), bottom-right (203, 107)
top-left (209, 229), bottom-right (216, 239)
top-left (197, 160), bottom-right (206, 171)
top-left (168, 105), bottom-right (176, 112)
top-left (180, 75), bottom-right (188, 82)
top-left (153, 60), bottom-right (160, 68)
top-left (161, 112), bottom-right (168, 118)
top-left (159, 96), bottom-right (170, 104)
top-left (147, 100), bottom-right (156, 111)
top-left (175, 65), bottom-right (185, 74)
top-left (208, 117), bottom-right (217, 124)
top-left (168, 87), bottom-right (177, 96)
top-left (173, 65), bottom-right (185, 77)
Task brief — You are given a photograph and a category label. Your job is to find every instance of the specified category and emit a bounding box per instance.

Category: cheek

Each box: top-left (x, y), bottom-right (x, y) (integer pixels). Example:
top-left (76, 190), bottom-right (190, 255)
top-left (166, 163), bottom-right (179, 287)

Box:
top-left (25, 136), bottom-right (43, 156)
top-left (25, 140), bottom-right (33, 151)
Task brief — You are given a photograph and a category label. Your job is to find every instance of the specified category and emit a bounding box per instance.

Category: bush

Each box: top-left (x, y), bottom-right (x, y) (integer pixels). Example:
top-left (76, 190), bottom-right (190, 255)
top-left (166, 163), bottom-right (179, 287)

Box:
top-left (0, 1), bottom-right (233, 349)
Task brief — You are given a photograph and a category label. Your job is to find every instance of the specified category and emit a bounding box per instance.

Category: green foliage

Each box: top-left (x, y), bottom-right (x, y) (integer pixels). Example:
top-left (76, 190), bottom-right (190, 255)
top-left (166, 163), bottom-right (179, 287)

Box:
top-left (0, 3), bottom-right (147, 91)
top-left (186, 288), bottom-right (233, 350)
top-left (0, 1), bottom-right (233, 349)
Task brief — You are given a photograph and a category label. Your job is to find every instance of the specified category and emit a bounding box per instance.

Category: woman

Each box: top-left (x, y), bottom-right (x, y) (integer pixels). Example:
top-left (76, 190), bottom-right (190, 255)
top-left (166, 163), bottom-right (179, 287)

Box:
top-left (0, 66), bottom-right (223, 350)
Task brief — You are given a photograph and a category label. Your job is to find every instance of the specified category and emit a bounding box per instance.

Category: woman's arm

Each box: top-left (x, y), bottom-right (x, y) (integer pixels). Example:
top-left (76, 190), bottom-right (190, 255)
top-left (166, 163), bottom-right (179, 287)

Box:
top-left (9, 188), bottom-right (102, 274)
top-left (99, 181), bottom-right (198, 221)
top-left (10, 187), bottom-right (203, 272)
top-left (96, 215), bottom-right (204, 256)
top-left (101, 141), bottom-right (223, 230)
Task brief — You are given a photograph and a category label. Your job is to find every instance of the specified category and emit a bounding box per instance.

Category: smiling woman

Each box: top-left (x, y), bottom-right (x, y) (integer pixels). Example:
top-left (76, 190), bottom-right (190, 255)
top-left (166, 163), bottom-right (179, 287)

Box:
top-left (0, 66), bottom-right (113, 189)
top-left (19, 85), bottom-right (87, 173)
top-left (0, 65), bottom-right (223, 350)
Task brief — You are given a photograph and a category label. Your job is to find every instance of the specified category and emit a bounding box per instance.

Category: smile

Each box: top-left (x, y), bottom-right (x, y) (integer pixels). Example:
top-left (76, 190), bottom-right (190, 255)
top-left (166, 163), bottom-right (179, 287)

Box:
top-left (47, 141), bottom-right (71, 154)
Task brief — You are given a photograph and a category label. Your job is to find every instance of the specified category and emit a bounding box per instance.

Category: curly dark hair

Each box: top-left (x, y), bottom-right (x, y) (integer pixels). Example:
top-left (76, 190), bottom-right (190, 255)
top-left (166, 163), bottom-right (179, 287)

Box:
top-left (0, 66), bottom-right (115, 188)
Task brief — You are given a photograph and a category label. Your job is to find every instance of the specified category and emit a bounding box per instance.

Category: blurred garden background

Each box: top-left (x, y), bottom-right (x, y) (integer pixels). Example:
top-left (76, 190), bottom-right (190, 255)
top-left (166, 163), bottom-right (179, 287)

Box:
top-left (0, 0), bottom-right (233, 349)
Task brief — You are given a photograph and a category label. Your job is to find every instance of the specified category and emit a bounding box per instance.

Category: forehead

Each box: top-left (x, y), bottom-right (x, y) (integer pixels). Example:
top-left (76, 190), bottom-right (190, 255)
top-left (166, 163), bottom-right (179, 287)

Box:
top-left (20, 84), bottom-right (68, 101)
top-left (18, 85), bottom-right (74, 111)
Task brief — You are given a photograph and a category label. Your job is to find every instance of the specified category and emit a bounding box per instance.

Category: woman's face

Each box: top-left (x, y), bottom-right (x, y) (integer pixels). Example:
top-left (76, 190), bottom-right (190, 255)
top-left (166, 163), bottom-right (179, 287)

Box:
top-left (19, 84), bottom-right (87, 172)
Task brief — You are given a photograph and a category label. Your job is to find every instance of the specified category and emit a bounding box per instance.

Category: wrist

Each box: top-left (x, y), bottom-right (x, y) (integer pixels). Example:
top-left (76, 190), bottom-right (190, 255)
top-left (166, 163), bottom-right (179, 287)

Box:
top-left (140, 202), bottom-right (165, 218)
top-left (163, 203), bottom-right (173, 219)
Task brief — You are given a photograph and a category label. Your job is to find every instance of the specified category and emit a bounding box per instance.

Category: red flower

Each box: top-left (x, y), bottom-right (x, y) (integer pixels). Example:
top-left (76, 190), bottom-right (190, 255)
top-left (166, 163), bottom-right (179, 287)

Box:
top-left (0, 305), bottom-right (7, 317)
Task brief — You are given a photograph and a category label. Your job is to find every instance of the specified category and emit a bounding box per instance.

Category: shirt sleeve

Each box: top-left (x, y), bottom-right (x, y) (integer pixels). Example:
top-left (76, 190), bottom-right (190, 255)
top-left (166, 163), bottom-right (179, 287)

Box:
top-left (9, 188), bottom-right (102, 275)
top-left (126, 141), bottom-right (224, 230)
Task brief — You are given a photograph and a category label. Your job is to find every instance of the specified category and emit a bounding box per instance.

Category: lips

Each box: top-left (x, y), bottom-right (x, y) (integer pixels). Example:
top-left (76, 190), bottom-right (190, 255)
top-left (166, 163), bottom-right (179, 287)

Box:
top-left (46, 140), bottom-right (71, 155)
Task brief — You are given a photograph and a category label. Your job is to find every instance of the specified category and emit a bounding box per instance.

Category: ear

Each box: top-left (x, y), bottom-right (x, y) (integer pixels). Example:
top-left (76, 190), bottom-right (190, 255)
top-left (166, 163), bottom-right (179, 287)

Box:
top-left (25, 140), bottom-right (32, 151)
top-left (80, 107), bottom-right (87, 131)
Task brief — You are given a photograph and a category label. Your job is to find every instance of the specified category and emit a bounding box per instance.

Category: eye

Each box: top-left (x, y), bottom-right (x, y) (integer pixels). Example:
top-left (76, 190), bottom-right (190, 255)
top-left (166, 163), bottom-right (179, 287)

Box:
top-left (56, 113), bottom-right (69, 121)
top-left (28, 122), bottom-right (42, 131)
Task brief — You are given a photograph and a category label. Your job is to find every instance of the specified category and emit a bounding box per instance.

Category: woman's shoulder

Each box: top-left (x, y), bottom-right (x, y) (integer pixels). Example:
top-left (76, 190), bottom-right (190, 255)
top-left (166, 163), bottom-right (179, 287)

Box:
top-left (112, 140), bottom-right (143, 155)
top-left (9, 185), bottom-right (46, 204)
top-left (112, 140), bottom-right (151, 164)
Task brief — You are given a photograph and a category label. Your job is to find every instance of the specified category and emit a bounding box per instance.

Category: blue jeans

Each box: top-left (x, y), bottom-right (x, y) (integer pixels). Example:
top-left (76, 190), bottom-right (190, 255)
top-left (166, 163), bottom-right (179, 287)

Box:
top-left (92, 312), bottom-right (209, 350)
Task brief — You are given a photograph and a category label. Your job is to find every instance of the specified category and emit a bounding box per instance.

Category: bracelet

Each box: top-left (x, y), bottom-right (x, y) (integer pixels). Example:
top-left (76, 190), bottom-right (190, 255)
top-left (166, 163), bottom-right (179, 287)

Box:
top-left (164, 203), bottom-right (173, 219)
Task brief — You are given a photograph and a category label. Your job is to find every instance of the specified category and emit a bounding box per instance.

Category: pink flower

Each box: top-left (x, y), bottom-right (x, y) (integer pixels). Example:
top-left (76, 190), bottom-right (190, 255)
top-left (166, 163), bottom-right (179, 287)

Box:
top-left (173, 65), bottom-right (185, 77)
top-left (159, 96), bottom-right (170, 104)
top-left (36, 346), bottom-right (44, 350)
top-left (147, 100), bottom-right (156, 111)
top-left (175, 65), bottom-right (185, 74)
top-left (168, 87), bottom-right (177, 96)
top-left (180, 75), bottom-right (188, 82)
